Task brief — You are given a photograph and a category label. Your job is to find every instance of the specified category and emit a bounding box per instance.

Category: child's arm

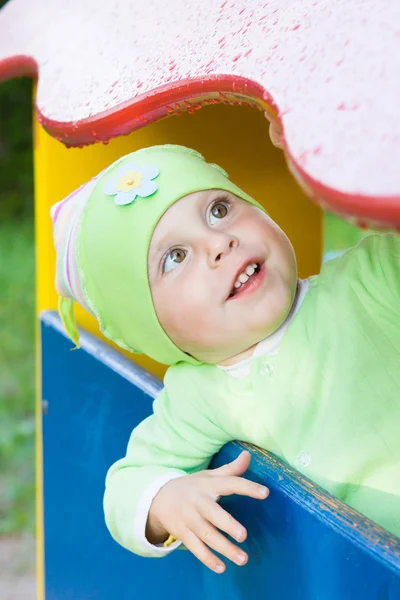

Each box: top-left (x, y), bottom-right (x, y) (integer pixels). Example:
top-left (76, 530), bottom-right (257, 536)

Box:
top-left (103, 377), bottom-right (269, 573)
top-left (372, 233), bottom-right (400, 307)
top-left (351, 233), bottom-right (400, 310)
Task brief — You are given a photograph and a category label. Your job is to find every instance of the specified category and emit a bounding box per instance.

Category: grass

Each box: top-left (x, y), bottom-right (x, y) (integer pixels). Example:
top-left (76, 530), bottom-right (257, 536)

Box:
top-left (0, 219), bottom-right (35, 534)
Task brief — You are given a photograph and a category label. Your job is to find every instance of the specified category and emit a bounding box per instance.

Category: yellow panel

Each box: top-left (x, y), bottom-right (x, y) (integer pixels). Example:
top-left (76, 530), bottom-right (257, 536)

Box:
top-left (34, 104), bottom-right (322, 380)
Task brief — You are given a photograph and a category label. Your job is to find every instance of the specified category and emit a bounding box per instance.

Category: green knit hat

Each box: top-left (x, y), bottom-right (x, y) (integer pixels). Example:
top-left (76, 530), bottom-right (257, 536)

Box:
top-left (51, 145), bottom-right (266, 365)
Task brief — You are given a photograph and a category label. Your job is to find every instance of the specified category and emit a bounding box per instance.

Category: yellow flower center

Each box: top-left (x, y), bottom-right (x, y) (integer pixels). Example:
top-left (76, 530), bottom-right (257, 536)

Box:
top-left (117, 170), bottom-right (143, 192)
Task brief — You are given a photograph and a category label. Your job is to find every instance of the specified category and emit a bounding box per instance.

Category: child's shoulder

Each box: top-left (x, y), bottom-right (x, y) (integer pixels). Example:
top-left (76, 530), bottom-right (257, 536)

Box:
top-left (320, 233), bottom-right (399, 279)
top-left (312, 233), bottom-right (400, 309)
top-left (162, 362), bottom-right (226, 413)
top-left (164, 360), bottom-right (219, 386)
top-left (343, 232), bottom-right (399, 259)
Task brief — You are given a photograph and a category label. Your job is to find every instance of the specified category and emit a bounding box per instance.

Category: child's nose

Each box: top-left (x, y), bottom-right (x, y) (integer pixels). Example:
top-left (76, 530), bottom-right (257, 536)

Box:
top-left (207, 233), bottom-right (238, 267)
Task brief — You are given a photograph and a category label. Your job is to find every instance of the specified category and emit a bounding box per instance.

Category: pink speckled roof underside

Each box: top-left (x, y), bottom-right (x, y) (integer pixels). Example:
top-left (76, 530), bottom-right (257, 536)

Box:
top-left (0, 0), bottom-right (400, 228)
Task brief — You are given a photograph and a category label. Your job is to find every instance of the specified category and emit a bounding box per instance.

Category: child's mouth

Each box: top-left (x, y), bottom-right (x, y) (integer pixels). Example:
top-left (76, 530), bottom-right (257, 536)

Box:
top-left (227, 261), bottom-right (264, 300)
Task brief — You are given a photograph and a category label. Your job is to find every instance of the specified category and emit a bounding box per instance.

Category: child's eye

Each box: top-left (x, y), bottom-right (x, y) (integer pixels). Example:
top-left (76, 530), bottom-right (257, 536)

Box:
top-left (209, 200), bottom-right (230, 225)
top-left (163, 248), bottom-right (187, 273)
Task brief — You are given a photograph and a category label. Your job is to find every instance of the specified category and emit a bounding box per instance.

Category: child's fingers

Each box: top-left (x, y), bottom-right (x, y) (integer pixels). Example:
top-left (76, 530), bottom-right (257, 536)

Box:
top-left (214, 475), bottom-right (269, 500)
top-left (180, 528), bottom-right (226, 574)
top-left (212, 451), bottom-right (251, 477)
top-left (191, 518), bottom-right (248, 567)
top-left (198, 497), bottom-right (247, 543)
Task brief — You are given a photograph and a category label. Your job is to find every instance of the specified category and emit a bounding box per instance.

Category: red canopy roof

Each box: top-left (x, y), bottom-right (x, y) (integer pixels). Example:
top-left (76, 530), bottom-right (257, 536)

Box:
top-left (1, 0), bottom-right (399, 229)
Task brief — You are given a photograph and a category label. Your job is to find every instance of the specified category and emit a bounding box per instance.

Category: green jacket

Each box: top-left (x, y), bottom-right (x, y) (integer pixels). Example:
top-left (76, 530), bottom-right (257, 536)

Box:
top-left (104, 234), bottom-right (400, 556)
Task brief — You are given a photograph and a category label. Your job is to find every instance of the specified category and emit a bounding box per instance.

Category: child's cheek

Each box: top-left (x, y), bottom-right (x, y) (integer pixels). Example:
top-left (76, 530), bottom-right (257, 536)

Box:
top-left (177, 288), bottom-right (218, 345)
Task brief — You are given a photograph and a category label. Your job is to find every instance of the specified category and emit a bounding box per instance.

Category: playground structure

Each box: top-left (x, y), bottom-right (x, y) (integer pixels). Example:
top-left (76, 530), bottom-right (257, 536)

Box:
top-left (0, 0), bottom-right (400, 598)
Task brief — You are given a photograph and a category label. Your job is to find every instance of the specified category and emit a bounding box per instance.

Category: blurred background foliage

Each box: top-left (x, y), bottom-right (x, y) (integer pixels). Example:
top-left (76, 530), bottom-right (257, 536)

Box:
top-left (0, 78), bottom-right (34, 219)
top-left (0, 58), bottom-right (35, 534)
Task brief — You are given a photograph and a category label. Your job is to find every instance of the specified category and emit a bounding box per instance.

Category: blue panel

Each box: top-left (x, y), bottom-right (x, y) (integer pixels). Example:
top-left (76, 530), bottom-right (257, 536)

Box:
top-left (41, 311), bottom-right (400, 600)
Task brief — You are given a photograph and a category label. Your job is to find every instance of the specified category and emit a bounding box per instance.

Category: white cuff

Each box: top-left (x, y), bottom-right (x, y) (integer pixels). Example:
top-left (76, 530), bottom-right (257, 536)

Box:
top-left (133, 472), bottom-right (185, 556)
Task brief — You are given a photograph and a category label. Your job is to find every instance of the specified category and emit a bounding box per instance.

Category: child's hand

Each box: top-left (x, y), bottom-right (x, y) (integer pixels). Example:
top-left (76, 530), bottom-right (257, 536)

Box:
top-left (146, 451), bottom-right (269, 573)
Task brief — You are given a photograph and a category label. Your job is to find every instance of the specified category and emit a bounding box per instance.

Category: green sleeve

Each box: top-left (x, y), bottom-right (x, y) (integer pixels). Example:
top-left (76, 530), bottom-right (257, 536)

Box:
top-left (360, 234), bottom-right (400, 310)
top-left (103, 366), bottom-right (230, 557)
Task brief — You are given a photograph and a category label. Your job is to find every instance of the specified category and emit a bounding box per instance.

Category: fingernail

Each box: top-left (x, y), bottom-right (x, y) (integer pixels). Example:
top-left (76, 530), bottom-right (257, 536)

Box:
top-left (259, 486), bottom-right (269, 498)
top-left (236, 528), bottom-right (245, 541)
top-left (237, 552), bottom-right (247, 565)
top-left (215, 564), bottom-right (225, 574)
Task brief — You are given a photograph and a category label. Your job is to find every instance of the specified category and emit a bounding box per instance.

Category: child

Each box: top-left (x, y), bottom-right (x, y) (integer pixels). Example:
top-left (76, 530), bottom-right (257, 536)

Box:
top-left (51, 144), bottom-right (400, 574)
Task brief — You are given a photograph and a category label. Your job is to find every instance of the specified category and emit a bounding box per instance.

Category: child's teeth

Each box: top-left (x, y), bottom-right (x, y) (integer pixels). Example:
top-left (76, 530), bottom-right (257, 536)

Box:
top-left (232, 263), bottom-right (259, 294)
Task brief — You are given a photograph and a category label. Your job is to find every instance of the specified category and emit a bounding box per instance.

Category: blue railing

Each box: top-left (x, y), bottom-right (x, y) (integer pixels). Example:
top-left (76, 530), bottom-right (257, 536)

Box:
top-left (40, 311), bottom-right (400, 600)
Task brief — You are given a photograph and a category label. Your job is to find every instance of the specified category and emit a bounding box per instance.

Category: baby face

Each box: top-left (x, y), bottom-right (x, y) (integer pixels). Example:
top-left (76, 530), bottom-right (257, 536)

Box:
top-left (148, 190), bottom-right (297, 364)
